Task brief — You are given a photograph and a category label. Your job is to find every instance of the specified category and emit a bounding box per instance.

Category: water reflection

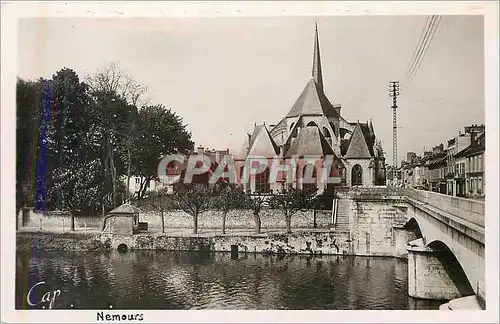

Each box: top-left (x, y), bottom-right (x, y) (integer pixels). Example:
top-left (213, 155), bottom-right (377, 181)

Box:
top-left (16, 251), bottom-right (444, 310)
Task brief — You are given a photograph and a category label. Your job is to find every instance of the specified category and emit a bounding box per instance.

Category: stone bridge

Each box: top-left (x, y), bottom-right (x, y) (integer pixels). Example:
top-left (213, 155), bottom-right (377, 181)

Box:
top-left (342, 187), bottom-right (485, 309)
top-left (403, 189), bottom-right (484, 308)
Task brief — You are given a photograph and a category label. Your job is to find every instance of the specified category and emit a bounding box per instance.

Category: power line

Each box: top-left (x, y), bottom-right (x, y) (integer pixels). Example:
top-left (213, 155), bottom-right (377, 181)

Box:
top-left (409, 15), bottom-right (442, 82)
top-left (407, 15), bottom-right (437, 81)
top-left (405, 15), bottom-right (431, 77)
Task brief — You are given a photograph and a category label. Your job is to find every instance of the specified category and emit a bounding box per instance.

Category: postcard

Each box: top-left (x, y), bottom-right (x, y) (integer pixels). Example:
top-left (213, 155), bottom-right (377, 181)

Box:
top-left (1, 1), bottom-right (498, 323)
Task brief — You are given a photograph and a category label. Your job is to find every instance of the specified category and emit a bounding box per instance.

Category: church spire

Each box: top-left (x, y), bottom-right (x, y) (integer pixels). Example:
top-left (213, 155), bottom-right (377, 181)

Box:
top-left (312, 22), bottom-right (324, 92)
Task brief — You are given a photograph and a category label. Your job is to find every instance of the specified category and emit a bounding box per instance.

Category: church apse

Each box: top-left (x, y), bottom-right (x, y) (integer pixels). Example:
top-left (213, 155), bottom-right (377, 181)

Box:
top-left (242, 24), bottom-right (386, 192)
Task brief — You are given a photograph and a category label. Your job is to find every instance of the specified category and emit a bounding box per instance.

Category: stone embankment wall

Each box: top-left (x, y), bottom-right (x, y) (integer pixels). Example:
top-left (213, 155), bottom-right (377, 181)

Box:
top-left (343, 198), bottom-right (416, 257)
top-left (16, 232), bottom-right (111, 252)
top-left (101, 231), bottom-right (351, 256)
top-left (20, 211), bottom-right (101, 231)
top-left (20, 209), bottom-right (332, 232)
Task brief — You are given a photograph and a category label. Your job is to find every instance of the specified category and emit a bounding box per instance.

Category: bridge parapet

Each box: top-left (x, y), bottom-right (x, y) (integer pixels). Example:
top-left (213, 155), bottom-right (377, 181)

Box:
top-left (337, 186), bottom-right (408, 200)
top-left (405, 189), bottom-right (484, 228)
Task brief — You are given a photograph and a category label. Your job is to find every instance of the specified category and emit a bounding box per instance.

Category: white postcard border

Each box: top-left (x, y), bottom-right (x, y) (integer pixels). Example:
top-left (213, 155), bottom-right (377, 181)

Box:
top-left (1, 1), bottom-right (498, 323)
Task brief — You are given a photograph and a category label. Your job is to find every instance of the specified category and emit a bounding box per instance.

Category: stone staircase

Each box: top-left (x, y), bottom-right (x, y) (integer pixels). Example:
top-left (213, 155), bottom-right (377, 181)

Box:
top-left (333, 198), bottom-right (351, 231)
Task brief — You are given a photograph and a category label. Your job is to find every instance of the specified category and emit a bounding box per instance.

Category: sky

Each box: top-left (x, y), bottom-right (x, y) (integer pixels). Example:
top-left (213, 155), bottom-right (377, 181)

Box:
top-left (17, 16), bottom-right (484, 163)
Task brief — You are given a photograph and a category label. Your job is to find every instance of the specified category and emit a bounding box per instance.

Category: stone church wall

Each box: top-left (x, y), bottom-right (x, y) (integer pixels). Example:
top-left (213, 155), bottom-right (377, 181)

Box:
top-left (343, 159), bottom-right (373, 186)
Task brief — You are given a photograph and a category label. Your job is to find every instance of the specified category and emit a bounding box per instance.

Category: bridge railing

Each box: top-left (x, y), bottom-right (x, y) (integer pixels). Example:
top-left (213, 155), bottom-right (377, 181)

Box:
top-left (404, 189), bottom-right (485, 228)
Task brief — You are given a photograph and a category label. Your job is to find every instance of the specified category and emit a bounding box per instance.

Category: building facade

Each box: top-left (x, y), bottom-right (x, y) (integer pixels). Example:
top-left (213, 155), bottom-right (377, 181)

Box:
top-left (455, 132), bottom-right (485, 198)
top-left (241, 25), bottom-right (386, 194)
top-left (446, 125), bottom-right (485, 197)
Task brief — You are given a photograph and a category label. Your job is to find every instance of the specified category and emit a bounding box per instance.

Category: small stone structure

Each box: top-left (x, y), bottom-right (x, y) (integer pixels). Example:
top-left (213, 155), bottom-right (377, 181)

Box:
top-left (102, 204), bottom-right (141, 234)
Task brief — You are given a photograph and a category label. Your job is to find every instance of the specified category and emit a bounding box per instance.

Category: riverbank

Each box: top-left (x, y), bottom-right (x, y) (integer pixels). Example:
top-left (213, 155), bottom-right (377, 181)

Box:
top-left (17, 230), bottom-right (409, 258)
top-left (16, 232), bottom-right (111, 252)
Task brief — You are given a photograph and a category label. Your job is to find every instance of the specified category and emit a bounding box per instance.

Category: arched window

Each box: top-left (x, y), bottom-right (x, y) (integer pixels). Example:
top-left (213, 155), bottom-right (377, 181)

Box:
top-left (329, 122), bottom-right (337, 137)
top-left (302, 164), bottom-right (317, 192)
top-left (240, 166), bottom-right (245, 183)
top-left (255, 168), bottom-right (271, 193)
top-left (289, 122), bottom-right (295, 130)
top-left (323, 127), bottom-right (331, 138)
top-left (351, 164), bottom-right (363, 186)
top-left (306, 121), bottom-right (317, 127)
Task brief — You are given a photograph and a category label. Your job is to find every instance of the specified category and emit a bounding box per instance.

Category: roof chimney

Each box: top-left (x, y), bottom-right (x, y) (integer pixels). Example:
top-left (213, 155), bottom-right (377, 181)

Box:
top-left (470, 132), bottom-right (477, 144)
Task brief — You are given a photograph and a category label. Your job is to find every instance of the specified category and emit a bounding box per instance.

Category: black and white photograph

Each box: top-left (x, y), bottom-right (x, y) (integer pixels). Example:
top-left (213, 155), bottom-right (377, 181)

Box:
top-left (1, 1), bottom-right (499, 323)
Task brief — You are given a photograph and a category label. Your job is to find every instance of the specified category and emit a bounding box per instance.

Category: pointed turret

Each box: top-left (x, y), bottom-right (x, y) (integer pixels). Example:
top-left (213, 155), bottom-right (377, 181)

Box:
top-left (312, 23), bottom-right (323, 92)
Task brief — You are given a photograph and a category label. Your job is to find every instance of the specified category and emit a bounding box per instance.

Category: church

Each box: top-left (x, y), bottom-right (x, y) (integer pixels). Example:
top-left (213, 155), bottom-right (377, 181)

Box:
top-left (240, 25), bottom-right (387, 194)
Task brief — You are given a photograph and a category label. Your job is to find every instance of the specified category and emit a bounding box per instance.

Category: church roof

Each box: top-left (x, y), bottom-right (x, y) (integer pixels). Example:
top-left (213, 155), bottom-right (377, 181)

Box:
top-left (247, 124), bottom-right (280, 156)
top-left (286, 79), bottom-right (339, 118)
top-left (284, 125), bottom-right (334, 157)
top-left (344, 122), bottom-right (375, 159)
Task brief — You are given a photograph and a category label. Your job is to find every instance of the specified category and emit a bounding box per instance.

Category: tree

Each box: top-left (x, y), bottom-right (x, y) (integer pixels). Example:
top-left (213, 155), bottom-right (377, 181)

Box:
top-left (16, 78), bottom-right (43, 227)
top-left (38, 68), bottom-right (105, 229)
top-left (47, 68), bottom-right (92, 210)
top-left (85, 62), bottom-right (148, 106)
top-left (131, 105), bottom-right (193, 199)
top-left (212, 184), bottom-right (246, 234)
top-left (148, 188), bottom-right (174, 233)
top-left (245, 194), bottom-right (267, 234)
top-left (269, 188), bottom-right (318, 233)
top-left (169, 185), bottom-right (214, 234)
top-left (87, 90), bottom-right (136, 208)
top-left (48, 159), bottom-right (103, 230)
top-left (86, 63), bottom-right (145, 207)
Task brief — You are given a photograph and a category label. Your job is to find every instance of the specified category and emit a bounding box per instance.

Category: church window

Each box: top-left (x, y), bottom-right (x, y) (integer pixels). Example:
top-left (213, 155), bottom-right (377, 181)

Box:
top-left (323, 127), bottom-right (331, 138)
top-left (351, 164), bottom-right (363, 186)
top-left (240, 166), bottom-right (245, 183)
top-left (306, 121), bottom-right (317, 127)
top-left (290, 122), bottom-right (295, 131)
top-left (329, 122), bottom-right (337, 137)
top-left (302, 164), bottom-right (317, 192)
top-left (254, 168), bottom-right (271, 193)
top-left (340, 128), bottom-right (351, 139)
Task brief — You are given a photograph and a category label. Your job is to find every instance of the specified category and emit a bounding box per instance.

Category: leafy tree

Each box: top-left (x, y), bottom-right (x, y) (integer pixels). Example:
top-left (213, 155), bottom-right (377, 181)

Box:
top-left (169, 185), bottom-right (215, 234)
top-left (269, 188), bottom-right (318, 233)
top-left (132, 104), bottom-right (193, 199)
top-left (245, 194), bottom-right (267, 234)
top-left (47, 68), bottom-right (92, 210)
top-left (86, 63), bottom-right (144, 207)
top-left (87, 90), bottom-right (137, 207)
top-left (212, 184), bottom-right (246, 234)
top-left (16, 64), bottom-right (195, 224)
top-left (16, 78), bottom-right (43, 226)
top-left (39, 68), bottom-right (104, 229)
top-left (48, 159), bottom-right (103, 230)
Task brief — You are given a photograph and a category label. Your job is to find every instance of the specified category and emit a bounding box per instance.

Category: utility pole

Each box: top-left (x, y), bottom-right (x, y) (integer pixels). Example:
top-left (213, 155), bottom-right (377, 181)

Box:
top-left (389, 81), bottom-right (400, 186)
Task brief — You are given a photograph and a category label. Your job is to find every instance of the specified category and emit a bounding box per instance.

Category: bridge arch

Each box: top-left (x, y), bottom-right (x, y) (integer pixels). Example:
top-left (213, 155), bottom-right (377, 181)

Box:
top-left (425, 240), bottom-right (475, 297)
top-left (403, 206), bottom-right (483, 302)
top-left (403, 217), bottom-right (423, 239)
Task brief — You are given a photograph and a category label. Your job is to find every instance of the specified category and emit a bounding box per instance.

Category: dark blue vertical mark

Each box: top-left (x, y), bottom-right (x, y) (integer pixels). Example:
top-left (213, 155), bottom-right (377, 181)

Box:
top-left (34, 81), bottom-right (52, 213)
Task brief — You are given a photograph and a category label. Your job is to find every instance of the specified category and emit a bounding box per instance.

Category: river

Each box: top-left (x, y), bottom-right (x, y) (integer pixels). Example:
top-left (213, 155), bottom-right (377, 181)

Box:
top-left (16, 250), bottom-right (445, 310)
